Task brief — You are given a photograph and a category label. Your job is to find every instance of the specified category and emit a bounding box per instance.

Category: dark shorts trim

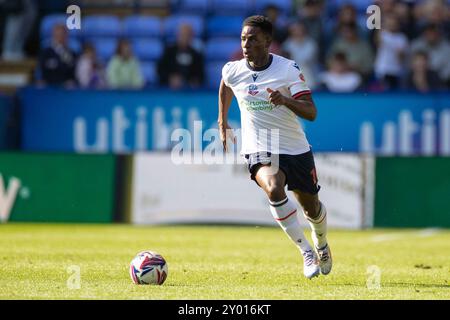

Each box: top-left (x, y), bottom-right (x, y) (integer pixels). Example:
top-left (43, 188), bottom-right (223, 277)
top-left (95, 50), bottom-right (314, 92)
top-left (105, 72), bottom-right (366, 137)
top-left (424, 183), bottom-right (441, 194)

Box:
top-left (244, 150), bottom-right (321, 195)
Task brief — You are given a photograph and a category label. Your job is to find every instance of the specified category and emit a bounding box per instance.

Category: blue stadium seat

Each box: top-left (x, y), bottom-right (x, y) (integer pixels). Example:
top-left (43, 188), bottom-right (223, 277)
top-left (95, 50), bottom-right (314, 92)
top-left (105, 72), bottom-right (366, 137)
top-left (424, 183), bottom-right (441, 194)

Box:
top-left (205, 38), bottom-right (240, 61)
top-left (174, 0), bottom-right (209, 15)
top-left (123, 16), bottom-right (162, 38)
top-left (132, 38), bottom-right (164, 61)
top-left (207, 16), bottom-right (244, 38)
top-left (140, 61), bottom-right (158, 85)
top-left (206, 61), bottom-right (226, 89)
top-left (87, 37), bottom-right (118, 62)
top-left (210, 0), bottom-right (252, 15)
top-left (40, 14), bottom-right (81, 39)
top-left (357, 13), bottom-right (371, 38)
top-left (163, 15), bottom-right (204, 38)
top-left (82, 15), bottom-right (122, 38)
top-left (326, 0), bottom-right (373, 16)
top-left (334, 0), bottom-right (373, 13)
top-left (254, 0), bottom-right (293, 15)
top-left (40, 38), bottom-right (82, 54)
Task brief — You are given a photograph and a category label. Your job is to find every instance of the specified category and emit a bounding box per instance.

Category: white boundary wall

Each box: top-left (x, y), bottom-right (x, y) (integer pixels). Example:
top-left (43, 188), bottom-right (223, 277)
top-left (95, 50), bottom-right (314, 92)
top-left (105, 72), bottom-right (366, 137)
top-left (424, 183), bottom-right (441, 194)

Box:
top-left (131, 153), bottom-right (374, 229)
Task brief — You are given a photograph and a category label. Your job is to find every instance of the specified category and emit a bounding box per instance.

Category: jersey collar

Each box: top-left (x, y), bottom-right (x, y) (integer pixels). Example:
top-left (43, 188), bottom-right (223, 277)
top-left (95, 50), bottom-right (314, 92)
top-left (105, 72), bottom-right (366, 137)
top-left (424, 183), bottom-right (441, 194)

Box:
top-left (246, 54), bottom-right (273, 72)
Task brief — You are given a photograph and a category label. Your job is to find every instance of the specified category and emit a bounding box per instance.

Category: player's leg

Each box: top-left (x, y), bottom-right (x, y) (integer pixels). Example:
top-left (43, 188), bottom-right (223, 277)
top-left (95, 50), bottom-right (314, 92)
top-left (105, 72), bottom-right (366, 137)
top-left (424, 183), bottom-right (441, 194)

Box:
top-left (292, 190), bottom-right (332, 275)
top-left (292, 191), bottom-right (327, 246)
top-left (254, 165), bottom-right (287, 202)
top-left (254, 165), bottom-right (319, 279)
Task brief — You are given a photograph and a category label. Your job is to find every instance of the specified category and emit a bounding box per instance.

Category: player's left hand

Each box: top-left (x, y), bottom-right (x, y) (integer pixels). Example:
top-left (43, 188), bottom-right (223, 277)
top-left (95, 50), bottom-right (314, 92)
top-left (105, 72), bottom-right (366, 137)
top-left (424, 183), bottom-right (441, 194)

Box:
top-left (267, 88), bottom-right (286, 106)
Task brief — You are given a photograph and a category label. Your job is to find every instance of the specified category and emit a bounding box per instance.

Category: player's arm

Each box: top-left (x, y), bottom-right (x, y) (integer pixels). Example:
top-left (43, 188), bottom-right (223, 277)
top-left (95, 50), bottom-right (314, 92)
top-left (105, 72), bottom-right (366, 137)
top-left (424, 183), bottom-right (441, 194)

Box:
top-left (218, 78), bottom-right (236, 151)
top-left (267, 88), bottom-right (317, 121)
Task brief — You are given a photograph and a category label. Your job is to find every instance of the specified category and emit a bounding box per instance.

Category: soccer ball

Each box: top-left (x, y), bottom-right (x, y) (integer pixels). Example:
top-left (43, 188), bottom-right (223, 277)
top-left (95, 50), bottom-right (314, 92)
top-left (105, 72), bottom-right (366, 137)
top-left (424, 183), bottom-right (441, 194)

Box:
top-left (129, 251), bottom-right (168, 285)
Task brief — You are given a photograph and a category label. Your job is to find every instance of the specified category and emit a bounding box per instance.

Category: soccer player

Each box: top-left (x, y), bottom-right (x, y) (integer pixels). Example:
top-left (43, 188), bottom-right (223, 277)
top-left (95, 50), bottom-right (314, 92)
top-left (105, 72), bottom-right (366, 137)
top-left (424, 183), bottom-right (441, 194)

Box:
top-left (218, 16), bottom-right (331, 279)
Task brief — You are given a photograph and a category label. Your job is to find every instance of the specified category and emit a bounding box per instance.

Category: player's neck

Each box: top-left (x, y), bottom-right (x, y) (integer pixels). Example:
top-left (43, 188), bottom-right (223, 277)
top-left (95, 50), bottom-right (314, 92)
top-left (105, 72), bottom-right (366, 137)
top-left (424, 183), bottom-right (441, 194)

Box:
top-left (247, 54), bottom-right (273, 71)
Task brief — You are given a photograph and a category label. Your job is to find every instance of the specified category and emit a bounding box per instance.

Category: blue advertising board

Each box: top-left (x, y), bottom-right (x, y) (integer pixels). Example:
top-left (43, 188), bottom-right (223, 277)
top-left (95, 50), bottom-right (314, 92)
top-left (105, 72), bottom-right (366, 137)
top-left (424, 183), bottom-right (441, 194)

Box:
top-left (19, 87), bottom-right (450, 155)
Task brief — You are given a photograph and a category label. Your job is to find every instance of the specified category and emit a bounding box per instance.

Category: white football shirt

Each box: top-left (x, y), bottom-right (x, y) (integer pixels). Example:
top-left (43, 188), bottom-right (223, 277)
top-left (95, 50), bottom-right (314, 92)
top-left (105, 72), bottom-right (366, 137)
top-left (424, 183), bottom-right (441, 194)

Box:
top-left (222, 53), bottom-right (312, 155)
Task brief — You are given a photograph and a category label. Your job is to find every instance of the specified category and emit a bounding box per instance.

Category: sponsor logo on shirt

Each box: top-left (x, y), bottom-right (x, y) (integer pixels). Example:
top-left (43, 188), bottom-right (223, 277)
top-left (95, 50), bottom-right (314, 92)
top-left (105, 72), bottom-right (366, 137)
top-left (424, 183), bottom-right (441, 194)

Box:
top-left (241, 100), bottom-right (274, 112)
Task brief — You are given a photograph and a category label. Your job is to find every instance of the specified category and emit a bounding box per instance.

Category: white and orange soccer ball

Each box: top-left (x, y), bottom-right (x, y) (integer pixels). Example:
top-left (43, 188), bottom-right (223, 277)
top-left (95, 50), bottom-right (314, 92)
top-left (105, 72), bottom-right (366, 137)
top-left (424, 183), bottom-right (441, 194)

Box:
top-left (129, 251), bottom-right (168, 285)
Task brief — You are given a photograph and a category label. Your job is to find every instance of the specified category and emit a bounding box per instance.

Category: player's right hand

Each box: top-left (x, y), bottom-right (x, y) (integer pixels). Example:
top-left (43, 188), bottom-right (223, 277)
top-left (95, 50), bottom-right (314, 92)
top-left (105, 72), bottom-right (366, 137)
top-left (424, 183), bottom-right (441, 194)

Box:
top-left (218, 122), bottom-right (236, 152)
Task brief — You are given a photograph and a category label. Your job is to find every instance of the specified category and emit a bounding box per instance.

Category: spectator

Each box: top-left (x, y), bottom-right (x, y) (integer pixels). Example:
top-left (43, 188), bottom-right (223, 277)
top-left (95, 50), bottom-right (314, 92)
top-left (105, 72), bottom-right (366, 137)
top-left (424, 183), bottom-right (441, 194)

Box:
top-left (38, 23), bottom-right (76, 87)
top-left (334, 3), bottom-right (360, 34)
top-left (327, 22), bottom-right (374, 79)
top-left (296, 0), bottom-right (326, 63)
top-left (106, 39), bottom-right (144, 89)
top-left (413, 0), bottom-right (449, 38)
top-left (157, 23), bottom-right (205, 90)
top-left (374, 0), bottom-right (397, 15)
top-left (1, 0), bottom-right (37, 61)
top-left (263, 4), bottom-right (288, 44)
top-left (320, 52), bottom-right (362, 93)
top-left (393, 1), bottom-right (417, 40)
top-left (406, 51), bottom-right (442, 93)
top-left (411, 23), bottom-right (450, 86)
top-left (282, 21), bottom-right (319, 89)
top-left (374, 14), bottom-right (409, 90)
top-left (75, 43), bottom-right (106, 89)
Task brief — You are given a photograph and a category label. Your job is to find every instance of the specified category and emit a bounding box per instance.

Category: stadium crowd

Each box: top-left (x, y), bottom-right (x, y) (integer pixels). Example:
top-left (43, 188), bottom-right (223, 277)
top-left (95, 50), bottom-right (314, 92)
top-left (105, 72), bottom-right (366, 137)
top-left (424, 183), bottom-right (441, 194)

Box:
top-left (0, 0), bottom-right (449, 93)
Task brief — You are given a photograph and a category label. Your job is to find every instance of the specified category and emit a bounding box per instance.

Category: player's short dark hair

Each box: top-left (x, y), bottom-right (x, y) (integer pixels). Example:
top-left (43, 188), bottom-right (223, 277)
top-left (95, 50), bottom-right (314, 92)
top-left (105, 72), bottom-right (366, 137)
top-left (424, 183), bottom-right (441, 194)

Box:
top-left (242, 15), bottom-right (273, 38)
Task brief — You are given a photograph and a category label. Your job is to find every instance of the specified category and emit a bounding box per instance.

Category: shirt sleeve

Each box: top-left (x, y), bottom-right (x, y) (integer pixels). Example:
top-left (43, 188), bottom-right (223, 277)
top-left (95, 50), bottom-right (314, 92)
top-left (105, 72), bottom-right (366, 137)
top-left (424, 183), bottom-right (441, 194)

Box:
top-left (287, 61), bottom-right (311, 99)
top-left (221, 61), bottom-right (233, 87)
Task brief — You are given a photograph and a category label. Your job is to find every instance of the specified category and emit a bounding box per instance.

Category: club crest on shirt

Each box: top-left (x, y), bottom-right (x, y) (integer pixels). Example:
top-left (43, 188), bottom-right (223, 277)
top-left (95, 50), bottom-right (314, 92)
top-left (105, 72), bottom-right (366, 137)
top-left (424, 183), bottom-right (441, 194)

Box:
top-left (248, 84), bottom-right (259, 96)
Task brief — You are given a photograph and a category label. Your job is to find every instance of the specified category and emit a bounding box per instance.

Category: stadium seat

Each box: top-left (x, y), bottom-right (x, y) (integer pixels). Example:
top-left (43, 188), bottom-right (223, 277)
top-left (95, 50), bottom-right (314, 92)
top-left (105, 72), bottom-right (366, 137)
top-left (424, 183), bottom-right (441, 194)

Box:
top-left (207, 16), bottom-right (244, 38)
top-left (326, 0), bottom-right (373, 17)
top-left (40, 38), bottom-right (82, 54)
top-left (140, 61), bottom-right (158, 85)
top-left (87, 37), bottom-right (118, 62)
top-left (206, 61), bottom-right (226, 89)
top-left (173, 0), bottom-right (209, 15)
top-left (40, 14), bottom-right (81, 39)
top-left (139, 0), bottom-right (171, 9)
top-left (123, 16), bottom-right (162, 38)
top-left (254, 0), bottom-right (293, 15)
top-left (333, 0), bottom-right (374, 13)
top-left (210, 0), bottom-right (253, 15)
top-left (82, 15), bottom-right (123, 38)
top-left (163, 15), bottom-right (204, 38)
top-left (357, 14), bottom-right (371, 38)
top-left (132, 38), bottom-right (164, 61)
top-left (78, 0), bottom-right (134, 8)
top-left (205, 38), bottom-right (240, 61)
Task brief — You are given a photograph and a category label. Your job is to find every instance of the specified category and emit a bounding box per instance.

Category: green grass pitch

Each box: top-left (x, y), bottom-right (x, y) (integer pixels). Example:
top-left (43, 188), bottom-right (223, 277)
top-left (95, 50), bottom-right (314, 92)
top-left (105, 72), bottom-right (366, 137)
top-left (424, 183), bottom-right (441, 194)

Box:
top-left (0, 223), bottom-right (449, 299)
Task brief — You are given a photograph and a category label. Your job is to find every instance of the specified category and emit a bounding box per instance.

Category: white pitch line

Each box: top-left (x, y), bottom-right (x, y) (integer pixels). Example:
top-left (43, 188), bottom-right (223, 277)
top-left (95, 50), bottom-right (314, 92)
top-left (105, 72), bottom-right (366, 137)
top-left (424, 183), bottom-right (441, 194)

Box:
top-left (371, 228), bottom-right (442, 242)
top-left (417, 228), bottom-right (442, 237)
top-left (371, 233), bottom-right (405, 242)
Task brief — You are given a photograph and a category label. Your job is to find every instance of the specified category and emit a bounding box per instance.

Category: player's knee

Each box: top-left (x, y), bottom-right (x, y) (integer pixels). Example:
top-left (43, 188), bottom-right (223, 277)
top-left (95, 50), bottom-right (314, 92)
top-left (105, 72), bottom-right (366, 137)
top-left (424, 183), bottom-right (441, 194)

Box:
top-left (265, 182), bottom-right (286, 202)
top-left (302, 201), bottom-right (321, 219)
